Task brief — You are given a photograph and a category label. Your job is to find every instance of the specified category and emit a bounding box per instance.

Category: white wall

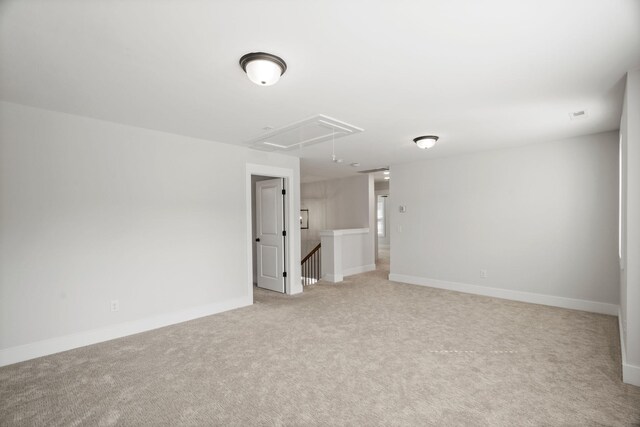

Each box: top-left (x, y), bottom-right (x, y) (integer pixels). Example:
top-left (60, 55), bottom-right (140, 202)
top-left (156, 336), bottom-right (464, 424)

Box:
top-left (320, 228), bottom-right (375, 282)
top-left (620, 68), bottom-right (640, 386)
top-left (301, 174), bottom-right (375, 274)
top-left (390, 131), bottom-right (620, 314)
top-left (0, 101), bottom-right (300, 364)
top-left (374, 181), bottom-right (389, 193)
top-left (300, 175), bottom-right (371, 254)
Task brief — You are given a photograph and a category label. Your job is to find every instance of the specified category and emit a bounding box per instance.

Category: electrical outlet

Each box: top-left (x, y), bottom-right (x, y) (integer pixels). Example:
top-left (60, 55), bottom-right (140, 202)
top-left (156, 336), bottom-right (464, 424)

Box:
top-left (110, 300), bottom-right (119, 312)
top-left (480, 269), bottom-right (487, 279)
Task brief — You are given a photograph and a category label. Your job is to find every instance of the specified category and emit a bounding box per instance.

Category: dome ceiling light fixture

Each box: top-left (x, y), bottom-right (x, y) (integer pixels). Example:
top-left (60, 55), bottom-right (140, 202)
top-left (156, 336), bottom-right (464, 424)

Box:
top-left (239, 52), bottom-right (287, 86)
top-left (413, 135), bottom-right (439, 149)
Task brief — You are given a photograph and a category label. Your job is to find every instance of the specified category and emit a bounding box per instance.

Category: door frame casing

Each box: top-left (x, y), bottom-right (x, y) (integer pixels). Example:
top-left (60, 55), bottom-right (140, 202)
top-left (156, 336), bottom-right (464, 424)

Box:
top-left (246, 163), bottom-right (301, 297)
top-left (255, 178), bottom-right (286, 293)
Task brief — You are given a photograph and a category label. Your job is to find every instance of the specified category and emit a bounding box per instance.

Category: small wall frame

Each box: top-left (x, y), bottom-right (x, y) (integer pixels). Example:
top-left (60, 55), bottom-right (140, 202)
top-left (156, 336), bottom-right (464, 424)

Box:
top-left (300, 209), bottom-right (309, 229)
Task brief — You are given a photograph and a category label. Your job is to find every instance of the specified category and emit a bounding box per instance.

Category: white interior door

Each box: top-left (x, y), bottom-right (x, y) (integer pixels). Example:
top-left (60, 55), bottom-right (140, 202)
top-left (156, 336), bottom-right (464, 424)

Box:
top-left (256, 178), bottom-right (286, 293)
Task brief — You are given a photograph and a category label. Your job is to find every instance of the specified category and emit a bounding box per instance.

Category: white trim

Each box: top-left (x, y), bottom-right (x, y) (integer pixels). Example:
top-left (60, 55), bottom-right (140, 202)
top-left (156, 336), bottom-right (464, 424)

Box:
top-left (343, 263), bottom-right (376, 277)
top-left (319, 228), bottom-right (369, 236)
top-left (619, 308), bottom-right (640, 386)
top-left (246, 163), bottom-right (301, 296)
top-left (621, 357), bottom-right (640, 387)
top-left (323, 273), bottom-right (343, 283)
top-left (388, 273), bottom-right (619, 316)
top-left (323, 264), bottom-right (376, 283)
top-left (0, 296), bottom-right (251, 367)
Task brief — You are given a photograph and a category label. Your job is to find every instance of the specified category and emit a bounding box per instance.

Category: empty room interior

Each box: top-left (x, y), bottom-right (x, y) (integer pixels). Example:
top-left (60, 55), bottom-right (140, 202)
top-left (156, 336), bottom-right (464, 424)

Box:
top-left (2, 0), bottom-right (640, 425)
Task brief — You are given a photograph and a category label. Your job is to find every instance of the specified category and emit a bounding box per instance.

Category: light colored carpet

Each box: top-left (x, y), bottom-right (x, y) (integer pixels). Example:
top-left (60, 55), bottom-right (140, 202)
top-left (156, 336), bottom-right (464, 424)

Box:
top-left (1, 253), bottom-right (640, 426)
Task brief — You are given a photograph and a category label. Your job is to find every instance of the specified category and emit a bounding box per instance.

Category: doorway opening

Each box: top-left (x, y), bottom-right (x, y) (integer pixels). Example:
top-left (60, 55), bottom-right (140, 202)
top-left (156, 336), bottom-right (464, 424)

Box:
top-left (246, 163), bottom-right (300, 300)
top-left (251, 175), bottom-right (287, 294)
top-left (375, 180), bottom-right (390, 274)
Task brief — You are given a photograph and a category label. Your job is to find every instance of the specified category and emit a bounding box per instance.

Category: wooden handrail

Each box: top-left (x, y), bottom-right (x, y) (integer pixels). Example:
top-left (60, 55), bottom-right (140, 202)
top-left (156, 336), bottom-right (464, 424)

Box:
top-left (301, 243), bottom-right (321, 264)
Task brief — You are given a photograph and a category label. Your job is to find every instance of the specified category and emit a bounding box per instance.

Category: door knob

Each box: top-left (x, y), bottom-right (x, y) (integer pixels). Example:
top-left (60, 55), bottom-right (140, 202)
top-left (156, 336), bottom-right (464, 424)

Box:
top-left (255, 238), bottom-right (260, 242)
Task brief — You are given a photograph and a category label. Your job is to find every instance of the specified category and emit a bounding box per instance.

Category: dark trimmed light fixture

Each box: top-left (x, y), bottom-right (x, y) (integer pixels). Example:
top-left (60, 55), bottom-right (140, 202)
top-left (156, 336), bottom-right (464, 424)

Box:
top-left (413, 135), bottom-right (439, 149)
top-left (239, 52), bottom-right (287, 86)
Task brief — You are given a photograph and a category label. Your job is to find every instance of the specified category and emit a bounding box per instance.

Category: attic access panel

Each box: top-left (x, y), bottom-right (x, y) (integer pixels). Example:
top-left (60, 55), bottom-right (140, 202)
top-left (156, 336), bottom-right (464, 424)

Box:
top-left (245, 114), bottom-right (363, 152)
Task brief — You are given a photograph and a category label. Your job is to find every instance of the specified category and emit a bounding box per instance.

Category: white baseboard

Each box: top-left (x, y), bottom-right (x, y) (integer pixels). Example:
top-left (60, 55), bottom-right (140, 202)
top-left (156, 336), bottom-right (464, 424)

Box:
top-left (388, 273), bottom-right (619, 316)
top-left (343, 263), bottom-right (376, 277)
top-left (0, 296), bottom-right (252, 367)
top-left (619, 308), bottom-right (640, 387)
top-left (622, 363), bottom-right (640, 387)
top-left (323, 264), bottom-right (376, 283)
top-left (323, 273), bottom-right (343, 283)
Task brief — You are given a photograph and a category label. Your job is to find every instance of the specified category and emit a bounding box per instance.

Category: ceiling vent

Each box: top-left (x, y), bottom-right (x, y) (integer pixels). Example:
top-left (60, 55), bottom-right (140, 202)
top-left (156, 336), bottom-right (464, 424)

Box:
top-left (245, 114), bottom-right (363, 152)
top-left (569, 110), bottom-right (588, 120)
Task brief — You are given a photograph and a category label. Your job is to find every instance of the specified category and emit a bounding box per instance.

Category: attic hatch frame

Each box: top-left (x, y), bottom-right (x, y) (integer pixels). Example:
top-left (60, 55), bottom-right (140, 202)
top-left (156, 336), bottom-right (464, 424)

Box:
top-left (245, 114), bottom-right (364, 152)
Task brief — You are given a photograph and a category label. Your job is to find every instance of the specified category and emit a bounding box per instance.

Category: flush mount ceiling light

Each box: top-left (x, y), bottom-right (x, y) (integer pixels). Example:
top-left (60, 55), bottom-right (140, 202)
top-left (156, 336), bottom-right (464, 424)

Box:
top-left (413, 135), bottom-right (439, 149)
top-left (239, 52), bottom-right (287, 86)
